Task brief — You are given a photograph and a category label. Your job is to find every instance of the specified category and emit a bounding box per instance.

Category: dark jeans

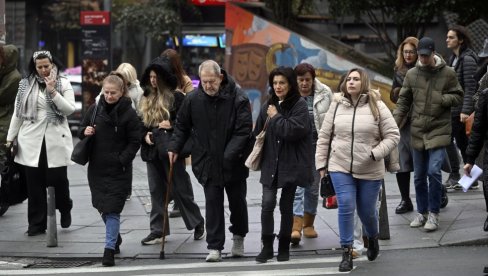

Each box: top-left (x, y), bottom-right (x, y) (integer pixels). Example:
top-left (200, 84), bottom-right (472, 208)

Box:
top-left (261, 185), bottom-right (297, 237)
top-left (203, 179), bottom-right (249, 250)
top-left (23, 140), bottom-right (71, 233)
top-left (446, 116), bottom-right (468, 174)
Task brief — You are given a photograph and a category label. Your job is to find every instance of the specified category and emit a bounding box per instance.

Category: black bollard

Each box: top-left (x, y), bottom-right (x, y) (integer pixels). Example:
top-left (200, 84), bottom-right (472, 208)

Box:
top-left (46, 186), bottom-right (58, 247)
top-left (378, 180), bottom-right (390, 240)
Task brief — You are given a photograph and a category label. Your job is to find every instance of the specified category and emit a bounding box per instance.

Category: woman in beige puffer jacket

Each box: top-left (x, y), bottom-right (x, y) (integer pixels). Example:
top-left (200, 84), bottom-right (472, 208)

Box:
top-left (315, 68), bottom-right (399, 272)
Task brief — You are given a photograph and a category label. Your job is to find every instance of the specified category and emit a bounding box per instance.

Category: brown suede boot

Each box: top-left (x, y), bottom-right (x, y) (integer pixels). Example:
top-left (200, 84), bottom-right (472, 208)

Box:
top-left (290, 216), bottom-right (303, 245)
top-left (303, 213), bottom-right (318, 238)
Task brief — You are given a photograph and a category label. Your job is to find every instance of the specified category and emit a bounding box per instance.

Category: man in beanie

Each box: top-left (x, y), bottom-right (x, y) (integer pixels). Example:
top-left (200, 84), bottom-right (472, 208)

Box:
top-left (394, 37), bottom-right (463, 232)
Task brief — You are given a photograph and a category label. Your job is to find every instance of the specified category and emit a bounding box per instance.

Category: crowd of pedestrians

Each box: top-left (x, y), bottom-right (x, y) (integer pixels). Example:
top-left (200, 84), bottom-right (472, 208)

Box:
top-left (1, 25), bottom-right (488, 272)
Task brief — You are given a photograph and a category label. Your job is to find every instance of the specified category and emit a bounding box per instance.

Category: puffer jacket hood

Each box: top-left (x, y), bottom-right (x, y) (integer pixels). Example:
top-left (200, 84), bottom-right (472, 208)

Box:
top-left (0, 45), bottom-right (19, 75)
top-left (416, 54), bottom-right (446, 72)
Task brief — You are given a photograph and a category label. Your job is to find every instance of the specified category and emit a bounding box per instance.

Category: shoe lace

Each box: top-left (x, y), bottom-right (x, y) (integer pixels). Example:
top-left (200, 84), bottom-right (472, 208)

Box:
top-left (427, 214), bottom-right (438, 226)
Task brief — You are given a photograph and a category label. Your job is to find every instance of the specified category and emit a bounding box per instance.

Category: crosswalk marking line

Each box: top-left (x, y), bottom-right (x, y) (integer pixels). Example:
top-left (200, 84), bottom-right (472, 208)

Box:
top-left (144, 267), bottom-right (355, 275)
top-left (0, 256), bottom-right (367, 275)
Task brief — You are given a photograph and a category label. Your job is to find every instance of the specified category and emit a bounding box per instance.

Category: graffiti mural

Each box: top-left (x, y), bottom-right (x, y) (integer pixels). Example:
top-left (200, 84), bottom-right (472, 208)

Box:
top-left (225, 2), bottom-right (393, 121)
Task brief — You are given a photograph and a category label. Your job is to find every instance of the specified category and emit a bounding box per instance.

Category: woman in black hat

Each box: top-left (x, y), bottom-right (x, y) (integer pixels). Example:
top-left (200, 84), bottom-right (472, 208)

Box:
top-left (138, 57), bottom-right (205, 246)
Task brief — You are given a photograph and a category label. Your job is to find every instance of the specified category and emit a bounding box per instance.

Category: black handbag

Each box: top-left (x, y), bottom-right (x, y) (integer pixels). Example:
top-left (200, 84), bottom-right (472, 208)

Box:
top-left (320, 103), bottom-right (339, 199)
top-left (320, 174), bottom-right (335, 198)
top-left (71, 103), bottom-right (98, 165)
top-left (0, 139), bottom-right (27, 210)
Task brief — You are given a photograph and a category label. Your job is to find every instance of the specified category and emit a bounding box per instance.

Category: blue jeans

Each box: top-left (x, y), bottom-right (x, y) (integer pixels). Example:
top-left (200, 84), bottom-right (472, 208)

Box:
top-left (330, 172), bottom-right (381, 246)
top-left (411, 147), bottom-right (445, 214)
top-left (102, 213), bottom-right (120, 250)
top-left (293, 169), bottom-right (320, 216)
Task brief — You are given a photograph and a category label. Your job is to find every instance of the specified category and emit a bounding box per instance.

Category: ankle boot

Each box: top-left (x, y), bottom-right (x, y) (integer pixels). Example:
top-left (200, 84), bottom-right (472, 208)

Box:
top-left (102, 248), bottom-right (115, 266)
top-left (115, 234), bottom-right (122, 254)
top-left (277, 235), bottom-right (291, 262)
top-left (290, 216), bottom-right (303, 245)
top-left (303, 213), bottom-right (318, 238)
top-left (367, 236), bottom-right (379, 261)
top-left (255, 234), bottom-right (275, 263)
top-left (339, 245), bottom-right (353, 272)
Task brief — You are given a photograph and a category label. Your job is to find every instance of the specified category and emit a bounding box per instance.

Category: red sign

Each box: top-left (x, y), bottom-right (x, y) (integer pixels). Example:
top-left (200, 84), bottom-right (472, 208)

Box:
top-left (80, 11), bottom-right (110, 26)
top-left (191, 0), bottom-right (252, 5)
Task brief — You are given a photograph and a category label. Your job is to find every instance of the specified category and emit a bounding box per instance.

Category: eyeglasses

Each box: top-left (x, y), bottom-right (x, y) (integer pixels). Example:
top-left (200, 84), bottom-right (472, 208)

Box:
top-left (403, 50), bottom-right (417, 55)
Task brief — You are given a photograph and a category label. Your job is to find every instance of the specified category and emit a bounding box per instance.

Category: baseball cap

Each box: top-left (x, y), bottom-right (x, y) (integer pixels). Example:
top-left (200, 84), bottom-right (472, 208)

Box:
top-left (418, 37), bottom-right (435, 56)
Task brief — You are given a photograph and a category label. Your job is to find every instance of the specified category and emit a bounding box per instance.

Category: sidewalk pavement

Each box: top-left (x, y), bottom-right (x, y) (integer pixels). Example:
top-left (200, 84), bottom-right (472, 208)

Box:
top-left (0, 154), bottom-right (487, 260)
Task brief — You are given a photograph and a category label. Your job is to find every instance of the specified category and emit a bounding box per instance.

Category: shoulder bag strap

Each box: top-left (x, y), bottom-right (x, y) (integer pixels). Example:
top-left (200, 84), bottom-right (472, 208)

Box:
top-left (89, 102), bottom-right (99, 127)
top-left (325, 103), bottom-right (340, 170)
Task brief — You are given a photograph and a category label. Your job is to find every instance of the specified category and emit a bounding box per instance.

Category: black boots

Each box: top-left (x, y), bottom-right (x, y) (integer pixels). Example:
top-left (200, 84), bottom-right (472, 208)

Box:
top-left (114, 234), bottom-right (122, 254)
top-left (102, 248), bottom-right (115, 266)
top-left (484, 215), bottom-right (488, 232)
top-left (60, 199), bottom-right (73, 228)
top-left (339, 246), bottom-right (353, 272)
top-left (395, 199), bottom-right (413, 214)
top-left (255, 234), bottom-right (275, 263)
top-left (367, 236), bottom-right (379, 261)
top-left (277, 236), bottom-right (291, 262)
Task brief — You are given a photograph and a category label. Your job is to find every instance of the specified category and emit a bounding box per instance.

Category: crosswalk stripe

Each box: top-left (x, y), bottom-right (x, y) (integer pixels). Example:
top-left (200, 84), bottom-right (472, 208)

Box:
top-left (0, 256), bottom-right (369, 275)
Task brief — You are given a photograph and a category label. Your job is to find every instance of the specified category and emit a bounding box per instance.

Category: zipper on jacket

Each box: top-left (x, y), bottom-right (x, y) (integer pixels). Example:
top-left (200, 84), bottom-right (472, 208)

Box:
top-left (349, 98), bottom-right (361, 172)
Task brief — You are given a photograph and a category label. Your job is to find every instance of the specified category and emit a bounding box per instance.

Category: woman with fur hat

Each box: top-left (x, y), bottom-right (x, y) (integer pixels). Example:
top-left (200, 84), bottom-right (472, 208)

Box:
top-left (139, 56), bottom-right (205, 246)
top-left (316, 68), bottom-right (399, 272)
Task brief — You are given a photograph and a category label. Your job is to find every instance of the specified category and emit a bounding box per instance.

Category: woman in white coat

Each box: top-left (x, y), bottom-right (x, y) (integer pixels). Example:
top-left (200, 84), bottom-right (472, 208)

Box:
top-left (6, 50), bottom-right (75, 236)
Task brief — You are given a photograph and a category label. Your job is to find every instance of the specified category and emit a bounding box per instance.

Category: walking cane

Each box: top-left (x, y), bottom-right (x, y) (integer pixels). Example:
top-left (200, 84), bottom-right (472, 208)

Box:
top-left (160, 161), bottom-right (174, 259)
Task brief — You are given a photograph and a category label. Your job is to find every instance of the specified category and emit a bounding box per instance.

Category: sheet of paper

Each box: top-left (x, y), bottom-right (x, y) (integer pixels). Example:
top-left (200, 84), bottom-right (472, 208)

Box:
top-left (458, 165), bottom-right (483, 192)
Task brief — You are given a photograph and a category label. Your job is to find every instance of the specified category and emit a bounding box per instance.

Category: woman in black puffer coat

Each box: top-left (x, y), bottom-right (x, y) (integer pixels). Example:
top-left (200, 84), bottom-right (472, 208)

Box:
top-left (78, 72), bottom-right (141, 266)
top-left (254, 66), bottom-right (313, 263)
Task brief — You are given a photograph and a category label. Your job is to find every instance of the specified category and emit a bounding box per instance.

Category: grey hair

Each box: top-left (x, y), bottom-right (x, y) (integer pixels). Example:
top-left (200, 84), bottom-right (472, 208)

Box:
top-left (198, 60), bottom-right (221, 76)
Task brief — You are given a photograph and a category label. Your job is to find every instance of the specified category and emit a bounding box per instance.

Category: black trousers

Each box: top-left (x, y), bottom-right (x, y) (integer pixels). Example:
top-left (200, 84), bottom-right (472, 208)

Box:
top-left (147, 157), bottom-right (204, 236)
top-left (203, 179), bottom-right (249, 250)
top-left (446, 116), bottom-right (468, 174)
top-left (261, 185), bottom-right (297, 237)
top-left (23, 140), bottom-right (71, 232)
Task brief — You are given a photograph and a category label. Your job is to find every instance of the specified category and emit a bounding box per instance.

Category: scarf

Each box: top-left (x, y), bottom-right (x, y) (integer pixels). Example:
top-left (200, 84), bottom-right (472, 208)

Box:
top-left (15, 65), bottom-right (64, 124)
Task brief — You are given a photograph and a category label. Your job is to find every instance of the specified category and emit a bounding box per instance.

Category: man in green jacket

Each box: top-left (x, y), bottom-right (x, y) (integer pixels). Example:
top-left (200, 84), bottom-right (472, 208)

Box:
top-left (0, 44), bottom-right (21, 215)
top-left (393, 37), bottom-right (463, 232)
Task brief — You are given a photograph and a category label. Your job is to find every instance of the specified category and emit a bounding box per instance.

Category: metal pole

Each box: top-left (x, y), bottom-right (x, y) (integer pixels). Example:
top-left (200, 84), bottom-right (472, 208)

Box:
top-left (46, 186), bottom-right (58, 247)
top-left (378, 180), bottom-right (390, 240)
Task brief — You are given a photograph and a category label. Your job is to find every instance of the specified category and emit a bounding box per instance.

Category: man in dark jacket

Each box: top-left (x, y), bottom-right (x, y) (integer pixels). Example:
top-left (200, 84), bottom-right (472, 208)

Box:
top-left (394, 37), bottom-right (463, 232)
top-left (168, 60), bottom-right (252, 262)
top-left (445, 25), bottom-right (479, 189)
top-left (0, 45), bottom-right (21, 216)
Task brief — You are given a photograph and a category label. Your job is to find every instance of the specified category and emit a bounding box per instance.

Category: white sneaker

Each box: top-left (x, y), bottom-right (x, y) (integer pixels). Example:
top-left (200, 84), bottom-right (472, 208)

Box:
top-left (231, 235), bottom-right (244, 257)
top-left (410, 213), bottom-right (427, 228)
top-left (205, 249), bottom-right (222, 262)
top-left (424, 212), bottom-right (439, 231)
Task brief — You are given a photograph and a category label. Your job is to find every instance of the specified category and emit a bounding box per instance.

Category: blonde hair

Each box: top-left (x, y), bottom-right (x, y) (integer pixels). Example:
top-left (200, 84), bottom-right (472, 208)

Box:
top-left (103, 71), bottom-right (128, 96)
top-left (116, 63), bottom-right (138, 85)
top-left (394, 37), bottom-right (419, 70)
top-left (340, 68), bottom-right (380, 120)
top-left (139, 70), bottom-right (174, 127)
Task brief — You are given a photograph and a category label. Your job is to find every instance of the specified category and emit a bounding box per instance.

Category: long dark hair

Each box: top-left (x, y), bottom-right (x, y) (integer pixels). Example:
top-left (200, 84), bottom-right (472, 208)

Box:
top-left (161, 49), bottom-right (187, 90)
top-left (449, 25), bottom-right (473, 52)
